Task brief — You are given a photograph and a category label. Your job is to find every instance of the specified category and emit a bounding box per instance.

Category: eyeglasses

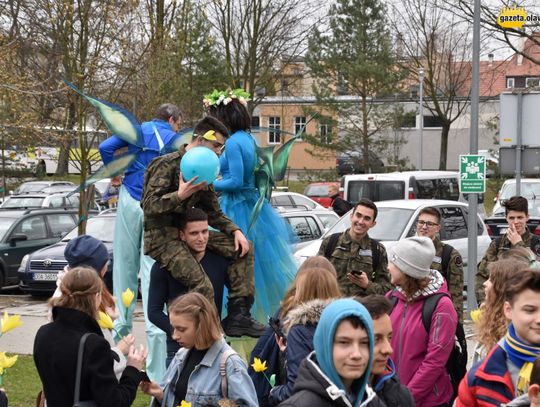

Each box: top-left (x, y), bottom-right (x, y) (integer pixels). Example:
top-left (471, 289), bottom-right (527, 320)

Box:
top-left (417, 220), bottom-right (439, 228)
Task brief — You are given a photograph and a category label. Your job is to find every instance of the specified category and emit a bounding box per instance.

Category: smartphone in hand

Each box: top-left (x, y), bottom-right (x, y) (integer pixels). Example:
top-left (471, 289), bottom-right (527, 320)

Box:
top-left (268, 316), bottom-right (286, 342)
top-left (350, 270), bottom-right (363, 276)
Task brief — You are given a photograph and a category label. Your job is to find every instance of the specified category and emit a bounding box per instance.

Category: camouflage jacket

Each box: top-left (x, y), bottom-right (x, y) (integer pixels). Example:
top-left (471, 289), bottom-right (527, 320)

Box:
top-left (431, 238), bottom-right (464, 323)
top-left (475, 229), bottom-right (540, 302)
top-left (141, 146), bottom-right (238, 256)
top-left (318, 229), bottom-right (390, 296)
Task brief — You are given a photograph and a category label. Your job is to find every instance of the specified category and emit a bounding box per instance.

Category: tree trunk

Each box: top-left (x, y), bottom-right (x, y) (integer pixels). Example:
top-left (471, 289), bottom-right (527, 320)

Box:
top-left (439, 124), bottom-right (450, 170)
top-left (56, 103), bottom-right (76, 176)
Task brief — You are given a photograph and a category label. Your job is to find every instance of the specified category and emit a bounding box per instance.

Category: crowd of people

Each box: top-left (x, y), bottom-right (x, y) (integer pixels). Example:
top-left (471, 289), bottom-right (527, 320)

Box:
top-left (28, 88), bottom-right (540, 407)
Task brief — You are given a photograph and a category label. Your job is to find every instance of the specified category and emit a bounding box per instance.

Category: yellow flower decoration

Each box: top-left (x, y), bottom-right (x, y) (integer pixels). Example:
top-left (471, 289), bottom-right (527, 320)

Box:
top-left (0, 352), bottom-right (17, 374)
top-left (251, 357), bottom-right (268, 373)
top-left (1, 312), bottom-right (22, 334)
top-left (97, 311), bottom-right (114, 330)
top-left (178, 401), bottom-right (192, 407)
top-left (470, 309), bottom-right (482, 324)
top-left (121, 288), bottom-right (135, 309)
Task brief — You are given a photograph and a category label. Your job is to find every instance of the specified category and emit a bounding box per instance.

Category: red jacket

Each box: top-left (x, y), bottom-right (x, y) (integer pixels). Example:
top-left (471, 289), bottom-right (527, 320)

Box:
top-left (456, 344), bottom-right (515, 407)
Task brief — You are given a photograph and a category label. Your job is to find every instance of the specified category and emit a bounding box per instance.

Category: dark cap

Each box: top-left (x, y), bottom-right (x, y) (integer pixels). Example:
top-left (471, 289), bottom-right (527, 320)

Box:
top-left (64, 235), bottom-right (109, 273)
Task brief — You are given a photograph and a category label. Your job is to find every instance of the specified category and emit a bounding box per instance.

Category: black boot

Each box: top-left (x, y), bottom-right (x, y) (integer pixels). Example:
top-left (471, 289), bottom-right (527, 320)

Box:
top-left (222, 296), bottom-right (265, 338)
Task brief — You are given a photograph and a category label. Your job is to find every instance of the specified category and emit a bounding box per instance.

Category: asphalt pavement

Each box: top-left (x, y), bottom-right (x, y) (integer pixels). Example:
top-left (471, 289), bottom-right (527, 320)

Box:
top-left (0, 294), bottom-right (147, 355)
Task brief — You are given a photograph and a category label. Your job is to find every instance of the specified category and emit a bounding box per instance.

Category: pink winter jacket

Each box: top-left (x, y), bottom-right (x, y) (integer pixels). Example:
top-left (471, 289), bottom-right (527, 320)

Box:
top-left (387, 284), bottom-right (458, 407)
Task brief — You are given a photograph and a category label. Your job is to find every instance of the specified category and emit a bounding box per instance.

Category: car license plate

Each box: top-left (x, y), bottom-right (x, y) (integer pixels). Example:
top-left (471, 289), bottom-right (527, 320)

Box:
top-left (499, 228), bottom-right (508, 234)
top-left (33, 273), bottom-right (57, 281)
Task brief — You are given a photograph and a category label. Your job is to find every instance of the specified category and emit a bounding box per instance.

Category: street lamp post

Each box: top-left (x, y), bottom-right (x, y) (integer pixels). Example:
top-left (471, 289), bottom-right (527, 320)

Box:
top-left (418, 68), bottom-right (425, 170)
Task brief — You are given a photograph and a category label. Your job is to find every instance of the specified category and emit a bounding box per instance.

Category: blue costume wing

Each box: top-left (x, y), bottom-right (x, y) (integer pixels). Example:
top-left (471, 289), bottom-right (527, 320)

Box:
top-left (247, 117), bottom-right (318, 231)
top-left (161, 128), bottom-right (194, 154)
top-left (64, 80), bottom-right (143, 147)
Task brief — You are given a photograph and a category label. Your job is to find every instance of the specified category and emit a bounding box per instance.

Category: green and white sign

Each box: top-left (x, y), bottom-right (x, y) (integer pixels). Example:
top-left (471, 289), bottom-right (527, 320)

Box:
top-left (459, 155), bottom-right (486, 193)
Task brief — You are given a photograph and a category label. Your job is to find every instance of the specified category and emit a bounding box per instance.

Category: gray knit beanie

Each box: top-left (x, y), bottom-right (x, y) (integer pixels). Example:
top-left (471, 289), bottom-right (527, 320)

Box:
top-left (389, 236), bottom-right (435, 279)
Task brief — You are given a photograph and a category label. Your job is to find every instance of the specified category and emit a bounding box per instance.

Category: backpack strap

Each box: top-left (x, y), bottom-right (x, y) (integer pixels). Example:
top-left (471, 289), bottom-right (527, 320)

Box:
top-left (421, 293), bottom-right (446, 332)
top-left (74, 333), bottom-right (93, 406)
top-left (220, 348), bottom-right (238, 399)
top-left (494, 236), bottom-right (502, 252)
top-left (388, 290), bottom-right (399, 313)
top-left (440, 243), bottom-right (454, 282)
top-left (530, 235), bottom-right (540, 251)
top-left (324, 232), bottom-right (341, 259)
top-left (370, 239), bottom-right (380, 274)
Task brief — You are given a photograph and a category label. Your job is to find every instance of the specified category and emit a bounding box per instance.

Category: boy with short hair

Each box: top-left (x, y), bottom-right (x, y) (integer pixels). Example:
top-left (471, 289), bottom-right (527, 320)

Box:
top-left (358, 295), bottom-right (415, 406)
top-left (278, 298), bottom-right (384, 407)
top-left (476, 196), bottom-right (540, 302)
top-left (458, 268), bottom-right (540, 407)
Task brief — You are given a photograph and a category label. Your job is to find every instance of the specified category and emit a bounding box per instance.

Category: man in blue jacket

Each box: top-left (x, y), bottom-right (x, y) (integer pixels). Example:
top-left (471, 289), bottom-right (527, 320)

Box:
top-left (98, 103), bottom-right (182, 382)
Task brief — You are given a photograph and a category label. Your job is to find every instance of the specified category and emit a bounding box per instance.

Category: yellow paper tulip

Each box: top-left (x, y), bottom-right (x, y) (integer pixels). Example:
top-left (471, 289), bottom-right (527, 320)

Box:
top-left (470, 309), bottom-right (482, 324)
top-left (1, 312), bottom-right (22, 334)
top-left (121, 288), bottom-right (135, 309)
top-left (251, 357), bottom-right (268, 373)
top-left (179, 401), bottom-right (192, 407)
top-left (0, 352), bottom-right (17, 374)
top-left (97, 311), bottom-right (114, 330)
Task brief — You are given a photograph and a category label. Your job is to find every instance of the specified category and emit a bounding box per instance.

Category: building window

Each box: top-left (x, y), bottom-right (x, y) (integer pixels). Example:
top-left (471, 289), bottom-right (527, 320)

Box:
top-left (294, 116), bottom-right (307, 136)
top-left (251, 116), bottom-right (260, 128)
top-left (319, 124), bottom-right (332, 143)
top-left (507, 77), bottom-right (515, 88)
top-left (526, 77), bottom-right (540, 88)
top-left (268, 117), bottom-right (281, 144)
top-left (423, 115), bottom-right (444, 128)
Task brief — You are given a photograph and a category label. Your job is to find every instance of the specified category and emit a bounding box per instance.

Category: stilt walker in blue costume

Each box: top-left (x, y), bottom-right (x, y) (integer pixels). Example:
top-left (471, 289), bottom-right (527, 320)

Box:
top-left (64, 80), bottom-right (189, 382)
top-left (204, 89), bottom-right (299, 322)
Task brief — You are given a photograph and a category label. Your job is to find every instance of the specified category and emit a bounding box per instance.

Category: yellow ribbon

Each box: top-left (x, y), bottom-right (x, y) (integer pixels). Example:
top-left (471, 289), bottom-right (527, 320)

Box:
top-left (201, 130), bottom-right (217, 141)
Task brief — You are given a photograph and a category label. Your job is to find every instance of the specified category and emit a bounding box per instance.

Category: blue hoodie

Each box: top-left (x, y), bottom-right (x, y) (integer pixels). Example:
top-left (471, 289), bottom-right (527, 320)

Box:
top-left (313, 298), bottom-right (375, 407)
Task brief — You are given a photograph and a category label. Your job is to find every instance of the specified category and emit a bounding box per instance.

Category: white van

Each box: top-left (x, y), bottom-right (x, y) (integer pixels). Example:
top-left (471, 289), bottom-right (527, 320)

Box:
top-left (342, 171), bottom-right (484, 215)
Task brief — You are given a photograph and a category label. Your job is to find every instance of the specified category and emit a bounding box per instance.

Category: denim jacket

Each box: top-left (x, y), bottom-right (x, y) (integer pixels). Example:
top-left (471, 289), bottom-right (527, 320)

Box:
top-left (154, 337), bottom-right (258, 407)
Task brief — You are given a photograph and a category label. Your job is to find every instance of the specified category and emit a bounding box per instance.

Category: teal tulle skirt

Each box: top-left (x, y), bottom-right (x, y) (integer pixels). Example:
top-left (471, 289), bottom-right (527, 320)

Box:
top-left (219, 189), bottom-right (297, 322)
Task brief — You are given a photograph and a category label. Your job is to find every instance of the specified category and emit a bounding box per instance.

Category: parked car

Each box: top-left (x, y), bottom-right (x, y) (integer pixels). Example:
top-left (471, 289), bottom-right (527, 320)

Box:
top-left (303, 182), bottom-right (340, 208)
top-left (0, 208), bottom-right (82, 288)
top-left (342, 171), bottom-right (486, 217)
top-left (278, 207), bottom-right (339, 250)
top-left (336, 150), bottom-right (385, 175)
top-left (270, 191), bottom-right (325, 210)
top-left (294, 199), bottom-right (491, 287)
top-left (18, 210), bottom-right (115, 296)
top-left (13, 180), bottom-right (74, 195)
top-left (491, 178), bottom-right (540, 216)
top-left (0, 192), bottom-right (101, 211)
top-left (484, 198), bottom-right (540, 238)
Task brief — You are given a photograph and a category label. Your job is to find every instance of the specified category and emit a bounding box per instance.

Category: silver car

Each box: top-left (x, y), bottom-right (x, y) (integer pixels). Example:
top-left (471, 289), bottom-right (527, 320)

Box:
top-left (294, 199), bottom-right (492, 286)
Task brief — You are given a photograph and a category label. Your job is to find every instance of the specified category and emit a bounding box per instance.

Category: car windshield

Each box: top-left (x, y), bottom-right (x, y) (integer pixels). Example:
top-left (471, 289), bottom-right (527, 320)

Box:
top-left (323, 207), bottom-right (414, 241)
top-left (305, 185), bottom-right (329, 196)
top-left (1, 196), bottom-right (45, 208)
top-left (0, 218), bottom-right (17, 240)
top-left (16, 183), bottom-right (48, 194)
top-left (62, 216), bottom-right (115, 242)
top-left (501, 183), bottom-right (540, 200)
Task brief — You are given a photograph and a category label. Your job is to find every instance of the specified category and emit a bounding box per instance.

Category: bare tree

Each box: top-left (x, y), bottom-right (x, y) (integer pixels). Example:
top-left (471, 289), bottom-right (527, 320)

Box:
top-left (207, 0), bottom-right (324, 107)
top-left (446, 0), bottom-right (540, 65)
top-left (392, 0), bottom-right (475, 170)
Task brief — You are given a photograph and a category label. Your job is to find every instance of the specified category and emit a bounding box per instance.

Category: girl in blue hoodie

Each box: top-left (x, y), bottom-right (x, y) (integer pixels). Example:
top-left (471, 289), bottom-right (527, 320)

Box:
top-left (278, 298), bottom-right (385, 407)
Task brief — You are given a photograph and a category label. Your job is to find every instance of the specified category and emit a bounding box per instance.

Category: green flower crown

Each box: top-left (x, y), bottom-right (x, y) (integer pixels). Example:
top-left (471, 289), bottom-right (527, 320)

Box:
top-left (203, 88), bottom-right (251, 108)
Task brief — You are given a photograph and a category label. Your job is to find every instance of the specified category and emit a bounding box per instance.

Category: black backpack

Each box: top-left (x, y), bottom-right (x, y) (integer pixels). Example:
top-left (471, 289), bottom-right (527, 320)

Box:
top-left (389, 291), bottom-right (467, 401)
top-left (324, 232), bottom-right (380, 272)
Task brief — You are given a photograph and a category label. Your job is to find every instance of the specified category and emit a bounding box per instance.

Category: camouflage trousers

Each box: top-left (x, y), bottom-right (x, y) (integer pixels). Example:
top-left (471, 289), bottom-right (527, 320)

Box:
top-left (149, 230), bottom-right (254, 302)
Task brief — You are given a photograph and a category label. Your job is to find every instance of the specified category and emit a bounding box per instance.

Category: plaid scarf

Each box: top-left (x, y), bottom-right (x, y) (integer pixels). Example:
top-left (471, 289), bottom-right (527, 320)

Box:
top-left (396, 269), bottom-right (444, 300)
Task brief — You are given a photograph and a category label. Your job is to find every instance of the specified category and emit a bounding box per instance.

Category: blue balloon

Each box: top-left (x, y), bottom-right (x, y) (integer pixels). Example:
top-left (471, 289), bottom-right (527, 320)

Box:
top-left (180, 146), bottom-right (220, 185)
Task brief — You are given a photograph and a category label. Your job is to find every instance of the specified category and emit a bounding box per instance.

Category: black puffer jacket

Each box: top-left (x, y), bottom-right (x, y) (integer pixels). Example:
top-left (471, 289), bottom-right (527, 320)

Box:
top-left (278, 353), bottom-right (387, 407)
top-left (373, 367), bottom-right (415, 407)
